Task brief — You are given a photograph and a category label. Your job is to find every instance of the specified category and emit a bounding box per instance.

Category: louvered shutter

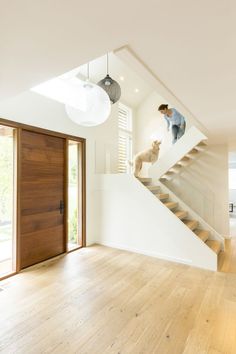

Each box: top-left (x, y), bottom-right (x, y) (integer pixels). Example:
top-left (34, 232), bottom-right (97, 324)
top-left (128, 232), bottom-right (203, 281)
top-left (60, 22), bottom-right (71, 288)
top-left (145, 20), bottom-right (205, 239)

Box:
top-left (118, 104), bottom-right (132, 173)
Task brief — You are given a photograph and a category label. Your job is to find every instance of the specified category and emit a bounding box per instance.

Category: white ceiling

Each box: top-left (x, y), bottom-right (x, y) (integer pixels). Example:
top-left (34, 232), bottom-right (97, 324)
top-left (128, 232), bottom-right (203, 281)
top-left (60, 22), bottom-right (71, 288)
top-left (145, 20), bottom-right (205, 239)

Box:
top-left (1, 0), bottom-right (236, 141)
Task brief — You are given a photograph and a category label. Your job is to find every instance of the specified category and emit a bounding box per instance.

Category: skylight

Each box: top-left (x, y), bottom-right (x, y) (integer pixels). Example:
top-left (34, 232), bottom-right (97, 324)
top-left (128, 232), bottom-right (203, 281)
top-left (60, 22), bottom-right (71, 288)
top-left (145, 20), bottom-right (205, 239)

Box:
top-left (31, 75), bottom-right (90, 111)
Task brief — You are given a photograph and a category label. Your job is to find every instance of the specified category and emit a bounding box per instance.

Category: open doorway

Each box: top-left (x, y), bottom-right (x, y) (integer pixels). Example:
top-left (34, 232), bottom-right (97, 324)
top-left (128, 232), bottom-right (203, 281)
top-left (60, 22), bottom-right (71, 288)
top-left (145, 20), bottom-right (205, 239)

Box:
top-left (0, 125), bottom-right (16, 277)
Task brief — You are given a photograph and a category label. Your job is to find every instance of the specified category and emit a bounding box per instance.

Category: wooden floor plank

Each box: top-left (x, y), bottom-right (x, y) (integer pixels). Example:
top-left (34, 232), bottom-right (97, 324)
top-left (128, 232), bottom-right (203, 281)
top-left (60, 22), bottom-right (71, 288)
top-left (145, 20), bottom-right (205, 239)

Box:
top-left (1, 243), bottom-right (236, 353)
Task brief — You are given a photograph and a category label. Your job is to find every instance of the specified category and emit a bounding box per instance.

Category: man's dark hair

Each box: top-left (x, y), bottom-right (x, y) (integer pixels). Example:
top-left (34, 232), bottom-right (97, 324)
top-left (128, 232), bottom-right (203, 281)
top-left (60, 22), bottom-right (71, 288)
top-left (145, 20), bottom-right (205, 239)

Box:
top-left (158, 104), bottom-right (168, 111)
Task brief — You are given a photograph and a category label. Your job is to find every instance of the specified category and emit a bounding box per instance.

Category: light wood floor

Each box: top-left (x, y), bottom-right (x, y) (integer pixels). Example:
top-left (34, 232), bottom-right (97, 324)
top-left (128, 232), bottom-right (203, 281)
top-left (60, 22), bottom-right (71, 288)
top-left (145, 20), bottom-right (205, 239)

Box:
top-left (1, 244), bottom-right (236, 354)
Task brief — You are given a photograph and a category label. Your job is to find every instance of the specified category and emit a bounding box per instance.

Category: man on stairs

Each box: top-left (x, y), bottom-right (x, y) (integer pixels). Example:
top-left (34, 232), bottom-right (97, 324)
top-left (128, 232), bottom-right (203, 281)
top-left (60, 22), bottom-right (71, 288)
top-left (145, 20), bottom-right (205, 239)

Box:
top-left (158, 104), bottom-right (186, 144)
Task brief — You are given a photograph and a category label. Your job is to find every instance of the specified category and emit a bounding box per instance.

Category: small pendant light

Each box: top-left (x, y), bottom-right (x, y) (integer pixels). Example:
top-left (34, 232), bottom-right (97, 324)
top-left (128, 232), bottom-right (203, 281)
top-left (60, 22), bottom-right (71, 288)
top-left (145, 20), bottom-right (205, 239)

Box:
top-left (97, 53), bottom-right (121, 104)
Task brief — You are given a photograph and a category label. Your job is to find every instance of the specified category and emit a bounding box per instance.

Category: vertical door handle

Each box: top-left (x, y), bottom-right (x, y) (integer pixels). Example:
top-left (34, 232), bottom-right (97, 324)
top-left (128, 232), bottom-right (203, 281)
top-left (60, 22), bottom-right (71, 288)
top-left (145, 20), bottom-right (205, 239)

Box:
top-left (60, 200), bottom-right (64, 214)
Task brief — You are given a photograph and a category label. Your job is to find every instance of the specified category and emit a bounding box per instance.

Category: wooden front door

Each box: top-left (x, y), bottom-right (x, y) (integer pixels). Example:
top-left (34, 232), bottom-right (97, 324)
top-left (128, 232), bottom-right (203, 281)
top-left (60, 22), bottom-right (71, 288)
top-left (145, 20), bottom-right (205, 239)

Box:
top-left (20, 130), bottom-right (66, 269)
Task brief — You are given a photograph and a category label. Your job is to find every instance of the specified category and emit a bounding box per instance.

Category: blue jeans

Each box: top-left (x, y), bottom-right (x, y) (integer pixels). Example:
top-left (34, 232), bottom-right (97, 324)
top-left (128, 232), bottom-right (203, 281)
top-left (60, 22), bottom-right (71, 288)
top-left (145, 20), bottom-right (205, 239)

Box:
top-left (171, 123), bottom-right (186, 144)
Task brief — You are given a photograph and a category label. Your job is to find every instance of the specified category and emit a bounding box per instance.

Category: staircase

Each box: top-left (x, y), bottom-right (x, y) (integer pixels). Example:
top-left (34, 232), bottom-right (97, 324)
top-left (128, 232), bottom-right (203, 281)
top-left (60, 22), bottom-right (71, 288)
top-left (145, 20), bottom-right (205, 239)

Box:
top-left (160, 141), bottom-right (207, 181)
top-left (138, 177), bottom-right (223, 259)
top-left (145, 125), bottom-right (225, 265)
top-left (94, 127), bottom-right (224, 271)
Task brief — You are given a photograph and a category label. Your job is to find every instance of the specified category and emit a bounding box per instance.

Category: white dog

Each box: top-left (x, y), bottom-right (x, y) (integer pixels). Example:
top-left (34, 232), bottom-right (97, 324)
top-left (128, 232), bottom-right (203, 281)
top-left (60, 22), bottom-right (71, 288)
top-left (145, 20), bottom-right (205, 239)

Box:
top-left (131, 140), bottom-right (161, 177)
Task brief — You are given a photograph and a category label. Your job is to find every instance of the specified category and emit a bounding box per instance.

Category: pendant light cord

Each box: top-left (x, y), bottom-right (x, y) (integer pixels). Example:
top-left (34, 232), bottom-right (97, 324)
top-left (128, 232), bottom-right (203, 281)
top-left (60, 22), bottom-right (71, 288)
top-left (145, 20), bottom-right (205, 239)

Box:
top-left (106, 53), bottom-right (109, 76)
top-left (87, 62), bottom-right (90, 81)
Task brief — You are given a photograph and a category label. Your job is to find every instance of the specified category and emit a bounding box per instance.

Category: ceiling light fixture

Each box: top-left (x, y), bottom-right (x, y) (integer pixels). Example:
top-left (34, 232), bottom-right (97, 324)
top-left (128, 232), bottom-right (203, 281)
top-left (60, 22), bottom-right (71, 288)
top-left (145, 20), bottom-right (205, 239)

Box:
top-left (65, 62), bottom-right (111, 127)
top-left (97, 53), bottom-right (121, 104)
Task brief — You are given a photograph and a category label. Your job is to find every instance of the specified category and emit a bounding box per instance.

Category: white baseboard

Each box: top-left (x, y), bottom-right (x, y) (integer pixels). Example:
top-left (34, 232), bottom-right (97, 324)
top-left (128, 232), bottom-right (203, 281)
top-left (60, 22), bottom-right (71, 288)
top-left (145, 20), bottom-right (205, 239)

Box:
top-left (96, 241), bottom-right (193, 266)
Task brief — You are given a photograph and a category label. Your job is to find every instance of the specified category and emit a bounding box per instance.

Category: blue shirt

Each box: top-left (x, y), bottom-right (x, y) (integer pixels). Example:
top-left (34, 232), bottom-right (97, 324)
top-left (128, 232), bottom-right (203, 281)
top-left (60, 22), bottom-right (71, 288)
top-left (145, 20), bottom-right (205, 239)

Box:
top-left (164, 108), bottom-right (186, 129)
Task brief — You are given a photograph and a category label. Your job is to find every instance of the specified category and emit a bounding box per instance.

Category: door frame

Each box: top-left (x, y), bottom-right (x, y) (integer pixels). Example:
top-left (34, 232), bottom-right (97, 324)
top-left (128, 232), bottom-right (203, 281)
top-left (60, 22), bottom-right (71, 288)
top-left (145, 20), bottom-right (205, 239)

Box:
top-left (0, 117), bottom-right (86, 279)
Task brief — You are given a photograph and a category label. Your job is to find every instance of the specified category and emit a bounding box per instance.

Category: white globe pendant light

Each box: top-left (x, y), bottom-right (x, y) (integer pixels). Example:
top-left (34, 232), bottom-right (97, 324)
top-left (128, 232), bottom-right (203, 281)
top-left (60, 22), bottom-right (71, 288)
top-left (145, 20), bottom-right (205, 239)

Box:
top-left (65, 63), bottom-right (111, 127)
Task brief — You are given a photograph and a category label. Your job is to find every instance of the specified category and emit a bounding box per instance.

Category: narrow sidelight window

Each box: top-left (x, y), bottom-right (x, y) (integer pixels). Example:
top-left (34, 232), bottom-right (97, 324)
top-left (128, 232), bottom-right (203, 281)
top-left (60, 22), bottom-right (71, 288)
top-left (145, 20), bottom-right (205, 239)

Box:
top-left (0, 125), bottom-right (16, 277)
top-left (67, 140), bottom-right (82, 251)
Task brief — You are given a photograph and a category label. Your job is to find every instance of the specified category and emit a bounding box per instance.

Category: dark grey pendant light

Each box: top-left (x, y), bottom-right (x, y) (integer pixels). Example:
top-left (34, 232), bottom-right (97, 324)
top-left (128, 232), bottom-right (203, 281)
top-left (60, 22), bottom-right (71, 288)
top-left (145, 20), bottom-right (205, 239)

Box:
top-left (97, 53), bottom-right (121, 104)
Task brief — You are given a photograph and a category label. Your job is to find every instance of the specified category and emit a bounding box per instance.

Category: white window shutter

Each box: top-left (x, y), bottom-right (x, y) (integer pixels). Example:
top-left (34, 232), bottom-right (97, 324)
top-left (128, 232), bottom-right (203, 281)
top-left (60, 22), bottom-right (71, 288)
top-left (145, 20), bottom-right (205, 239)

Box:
top-left (118, 103), bottom-right (132, 173)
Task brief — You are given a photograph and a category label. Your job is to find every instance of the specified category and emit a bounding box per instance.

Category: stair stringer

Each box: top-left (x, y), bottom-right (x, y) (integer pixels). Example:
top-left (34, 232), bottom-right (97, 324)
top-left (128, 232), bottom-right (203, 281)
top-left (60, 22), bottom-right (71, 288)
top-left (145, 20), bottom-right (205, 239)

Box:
top-left (94, 174), bottom-right (217, 271)
top-left (149, 126), bottom-right (207, 180)
top-left (157, 181), bottom-right (225, 250)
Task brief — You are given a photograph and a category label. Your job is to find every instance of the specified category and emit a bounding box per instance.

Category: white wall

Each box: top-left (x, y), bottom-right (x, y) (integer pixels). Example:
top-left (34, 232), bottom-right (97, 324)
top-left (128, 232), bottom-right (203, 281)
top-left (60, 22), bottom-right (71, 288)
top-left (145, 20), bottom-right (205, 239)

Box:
top-left (0, 91), bottom-right (120, 245)
top-left (94, 174), bottom-right (218, 271)
top-left (164, 145), bottom-right (229, 236)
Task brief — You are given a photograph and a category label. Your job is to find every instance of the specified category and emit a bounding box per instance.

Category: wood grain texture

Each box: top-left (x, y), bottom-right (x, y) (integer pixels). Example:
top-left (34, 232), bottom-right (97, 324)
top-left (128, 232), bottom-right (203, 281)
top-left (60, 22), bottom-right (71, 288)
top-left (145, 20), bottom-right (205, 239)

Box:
top-left (20, 130), bottom-right (65, 269)
top-left (1, 244), bottom-right (236, 353)
top-left (0, 119), bottom-right (86, 279)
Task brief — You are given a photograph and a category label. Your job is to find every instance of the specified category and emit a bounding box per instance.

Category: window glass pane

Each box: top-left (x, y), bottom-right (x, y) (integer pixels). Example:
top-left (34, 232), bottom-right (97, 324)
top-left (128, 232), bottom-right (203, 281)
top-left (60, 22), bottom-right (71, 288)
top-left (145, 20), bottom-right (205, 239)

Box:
top-left (229, 168), bottom-right (236, 189)
top-left (0, 126), bottom-right (16, 276)
top-left (68, 141), bottom-right (81, 250)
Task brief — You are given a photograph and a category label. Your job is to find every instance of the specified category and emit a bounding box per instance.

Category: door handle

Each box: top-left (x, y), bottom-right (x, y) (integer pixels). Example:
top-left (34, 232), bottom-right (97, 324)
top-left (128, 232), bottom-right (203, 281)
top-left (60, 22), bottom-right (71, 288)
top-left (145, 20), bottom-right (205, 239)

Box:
top-left (60, 200), bottom-right (65, 214)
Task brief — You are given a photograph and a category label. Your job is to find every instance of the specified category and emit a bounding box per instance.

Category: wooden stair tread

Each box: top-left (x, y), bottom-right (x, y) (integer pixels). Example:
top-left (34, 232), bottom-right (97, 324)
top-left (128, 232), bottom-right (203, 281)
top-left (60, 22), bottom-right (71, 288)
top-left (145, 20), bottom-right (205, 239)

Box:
top-left (174, 210), bottom-right (188, 220)
top-left (183, 219), bottom-right (198, 230)
top-left (138, 177), bottom-right (152, 183)
top-left (206, 240), bottom-right (221, 254)
top-left (180, 156), bottom-right (190, 162)
top-left (157, 193), bottom-right (169, 200)
top-left (197, 141), bottom-right (207, 147)
top-left (147, 185), bottom-right (160, 192)
top-left (188, 148), bottom-right (199, 154)
top-left (173, 162), bottom-right (183, 169)
top-left (195, 229), bottom-right (210, 242)
top-left (169, 166), bottom-right (181, 172)
top-left (163, 202), bottom-right (178, 210)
